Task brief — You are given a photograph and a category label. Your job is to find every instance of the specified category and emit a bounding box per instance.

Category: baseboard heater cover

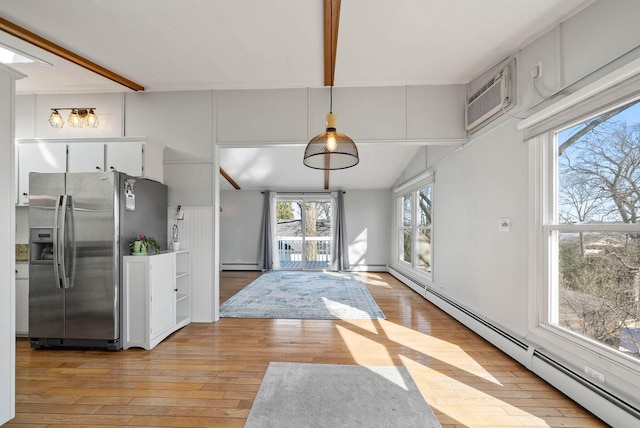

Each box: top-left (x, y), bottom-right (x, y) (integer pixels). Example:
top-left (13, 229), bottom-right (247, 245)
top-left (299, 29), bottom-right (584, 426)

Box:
top-left (388, 267), bottom-right (427, 295)
top-left (533, 350), bottom-right (640, 425)
top-left (350, 264), bottom-right (389, 272)
top-left (221, 262), bottom-right (260, 271)
top-left (426, 287), bottom-right (529, 352)
top-left (389, 268), bottom-right (531, 366)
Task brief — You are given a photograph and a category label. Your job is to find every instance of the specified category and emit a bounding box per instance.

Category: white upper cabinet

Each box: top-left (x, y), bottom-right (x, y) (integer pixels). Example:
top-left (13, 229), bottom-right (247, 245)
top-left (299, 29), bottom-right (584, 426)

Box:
top-left (67, 142), bottom-right (105, 172)
top-left (105, 141), bottom-right (143, 176)
top-left (16, 138), bottom-right (164, 205)
top-left (17, 143), bottom-right (67, 204)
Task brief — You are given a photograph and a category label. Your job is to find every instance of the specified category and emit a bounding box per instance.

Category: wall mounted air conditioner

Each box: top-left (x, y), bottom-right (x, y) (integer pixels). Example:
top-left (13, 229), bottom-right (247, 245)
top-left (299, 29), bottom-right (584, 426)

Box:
top-left (465, 59), bottom-right (515, 132)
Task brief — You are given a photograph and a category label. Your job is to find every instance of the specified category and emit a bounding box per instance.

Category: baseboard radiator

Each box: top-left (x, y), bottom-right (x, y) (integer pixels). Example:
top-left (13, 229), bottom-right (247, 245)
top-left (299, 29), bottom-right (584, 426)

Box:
top-left (388, 267), bottom-right (427, 295)
top-left (425, 286), bottom-right (531, 368)
top-left (389, 269), bottom-right (640, 426)
top-left (532, 350), bottom-right (640, 426)
top-left (221, 262), bottom-right (260, 271)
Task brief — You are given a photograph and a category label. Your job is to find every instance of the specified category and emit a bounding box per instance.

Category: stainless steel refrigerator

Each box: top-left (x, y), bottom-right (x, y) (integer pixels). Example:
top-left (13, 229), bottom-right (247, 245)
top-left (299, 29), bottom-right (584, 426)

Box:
top-left (28, 172), bottom-right (167, 350)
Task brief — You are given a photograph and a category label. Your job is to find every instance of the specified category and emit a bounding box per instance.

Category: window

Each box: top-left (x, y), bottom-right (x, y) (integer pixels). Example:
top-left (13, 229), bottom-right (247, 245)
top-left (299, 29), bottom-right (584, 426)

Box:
top-left (396, 177), bottom-right (433, 277)
top-left (545, 98), bottom-right (640, 360)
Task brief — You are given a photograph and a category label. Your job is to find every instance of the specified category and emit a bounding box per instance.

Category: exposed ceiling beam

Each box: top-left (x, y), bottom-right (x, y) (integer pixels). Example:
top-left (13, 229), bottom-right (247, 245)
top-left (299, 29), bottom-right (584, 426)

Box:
top-left (323, 0), bottom-right (341, 87)
top-left (322, 0), bottom-right (341, 188)
top-left (0, 17), bottom-right (144, 91)
top-left (220, 167), bottom-right (241, 190)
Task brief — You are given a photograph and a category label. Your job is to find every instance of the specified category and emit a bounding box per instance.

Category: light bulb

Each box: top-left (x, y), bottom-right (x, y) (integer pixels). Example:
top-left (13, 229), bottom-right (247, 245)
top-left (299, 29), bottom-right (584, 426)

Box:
top-left (326, 133), bottom-right (337, 152)
top-left (85, 109), bottom-right (99, 128)
top-left (48, 110), bottom-right (64, 128)
top-left (68, 109), bottom-right (83, 128)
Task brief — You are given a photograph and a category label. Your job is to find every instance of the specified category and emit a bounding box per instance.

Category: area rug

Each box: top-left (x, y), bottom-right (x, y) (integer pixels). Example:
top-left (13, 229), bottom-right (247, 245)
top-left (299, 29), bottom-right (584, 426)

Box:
top-left (220, 270), bottom-right (385, 319)
top-left (245, 362), bottom-right (441, 428)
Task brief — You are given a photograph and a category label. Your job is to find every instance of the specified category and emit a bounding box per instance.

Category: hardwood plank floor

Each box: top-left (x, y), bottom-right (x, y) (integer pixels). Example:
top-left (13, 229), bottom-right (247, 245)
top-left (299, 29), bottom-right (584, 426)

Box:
top-left (8, 271), bottom-right (605, 427)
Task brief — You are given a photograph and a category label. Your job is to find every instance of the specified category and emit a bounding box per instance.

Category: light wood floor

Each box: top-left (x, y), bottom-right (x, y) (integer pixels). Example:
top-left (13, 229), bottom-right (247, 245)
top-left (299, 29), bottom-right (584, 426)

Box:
top-left (8, 271), bottom-right (605, 427)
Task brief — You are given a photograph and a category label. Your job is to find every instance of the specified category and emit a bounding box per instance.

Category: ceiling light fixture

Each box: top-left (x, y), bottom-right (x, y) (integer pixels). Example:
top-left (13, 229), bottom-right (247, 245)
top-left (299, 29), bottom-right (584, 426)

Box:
top-left (49, 108), bottom-right (99, 128)
top-left (303, 87), bottom-right (359, 170)
top-left (303, 0), bottom-right (358, 171)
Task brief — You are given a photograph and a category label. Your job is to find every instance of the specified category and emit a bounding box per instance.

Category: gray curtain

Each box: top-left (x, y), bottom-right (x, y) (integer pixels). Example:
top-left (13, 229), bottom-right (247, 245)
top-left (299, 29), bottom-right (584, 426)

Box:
top-left (258, 192), bottom-right (272, 270)
top-left (331, 191), bottom-right (350, 271)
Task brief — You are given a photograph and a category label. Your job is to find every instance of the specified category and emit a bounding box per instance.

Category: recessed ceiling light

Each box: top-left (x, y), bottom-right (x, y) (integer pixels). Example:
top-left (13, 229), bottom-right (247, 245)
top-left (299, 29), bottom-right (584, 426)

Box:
top-left (0, 43), bottom-right (47, 65)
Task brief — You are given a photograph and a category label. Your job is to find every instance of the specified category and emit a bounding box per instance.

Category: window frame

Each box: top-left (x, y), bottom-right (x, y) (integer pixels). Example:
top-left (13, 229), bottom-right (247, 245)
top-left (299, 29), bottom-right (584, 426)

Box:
top-left (393, 171), bottom-right (434, 282)
top-left (532, 98), bottom-right (640, 371)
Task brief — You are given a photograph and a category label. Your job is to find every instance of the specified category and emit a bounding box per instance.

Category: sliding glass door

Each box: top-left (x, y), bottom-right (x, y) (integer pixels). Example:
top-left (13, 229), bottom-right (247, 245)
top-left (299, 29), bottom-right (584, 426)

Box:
top-left (275, 195), bottom-right (332, 270)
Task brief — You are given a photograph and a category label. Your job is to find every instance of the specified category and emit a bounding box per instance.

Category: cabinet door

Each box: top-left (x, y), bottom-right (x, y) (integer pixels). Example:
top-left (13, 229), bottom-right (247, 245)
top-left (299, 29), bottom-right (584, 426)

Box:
top-left (67, 142), bottom-right (105, 172)
top-left (105, 142), bottom-right (143, 177)
top-left (18, 143), bottom-right (67, 205)
top-left (149, 255), bottom-right (175, 339)
top-left (15, 264), bottom-right (29, 336)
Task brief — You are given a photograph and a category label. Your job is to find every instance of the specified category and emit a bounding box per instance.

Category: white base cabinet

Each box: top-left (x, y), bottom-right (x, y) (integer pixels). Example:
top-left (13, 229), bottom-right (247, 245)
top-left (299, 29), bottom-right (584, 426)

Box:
top-left (15, 263), bottom-right (29, 336)
top-left (123, 250), bottom-right (191, 350)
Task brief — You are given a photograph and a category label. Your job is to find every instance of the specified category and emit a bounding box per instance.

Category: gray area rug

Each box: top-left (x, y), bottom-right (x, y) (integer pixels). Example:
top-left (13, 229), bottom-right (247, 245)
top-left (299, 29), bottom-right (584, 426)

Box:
top-left (245, 362), bottom-right (441, 428)
top-left (220, 270), bottom-right (385, 319)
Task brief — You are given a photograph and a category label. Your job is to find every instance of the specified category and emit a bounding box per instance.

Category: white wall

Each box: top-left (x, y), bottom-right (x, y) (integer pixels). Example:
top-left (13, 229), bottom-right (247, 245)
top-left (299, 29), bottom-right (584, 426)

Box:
top-left (345, 190), bottom-right (391, 270)
top-left (429, 120), bottom-right (529, 335)
top-left (219, 190), bottom-right (263, 269)
top-left (1, 63), bottom-right (23, 425)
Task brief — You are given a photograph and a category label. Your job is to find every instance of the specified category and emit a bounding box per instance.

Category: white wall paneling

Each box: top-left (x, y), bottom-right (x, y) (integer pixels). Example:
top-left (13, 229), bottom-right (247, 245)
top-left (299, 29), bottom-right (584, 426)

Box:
top-left (167, 207), bottom-right (214, 322)
top-left (124, 91), bottom-right (214, 161)
top-left (309, 86), bottom-right (406, 141)
top-left (217, 88), bottom-right (308, 143)
top-left (1, 63), bottom-right (24, 425)
top-left (406, 85), bottom-right (467, 140)
top-left (14, 94), bottom-right (34, 139)
top-left (163, 161), bottom-right (214, 207)
top-left (560, 0), bottom-right (640, 89)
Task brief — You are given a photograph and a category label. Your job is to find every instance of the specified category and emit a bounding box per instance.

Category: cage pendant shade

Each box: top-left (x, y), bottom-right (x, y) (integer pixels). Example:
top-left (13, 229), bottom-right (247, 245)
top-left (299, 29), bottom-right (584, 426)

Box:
top-left (304, 113), bottom-right (359, 170)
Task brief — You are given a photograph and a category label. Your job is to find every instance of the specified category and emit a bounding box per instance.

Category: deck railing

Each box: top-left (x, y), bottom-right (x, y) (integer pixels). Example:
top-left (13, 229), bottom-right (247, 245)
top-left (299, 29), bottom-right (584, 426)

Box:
top-left (277, 236), bottom-right (331, 262)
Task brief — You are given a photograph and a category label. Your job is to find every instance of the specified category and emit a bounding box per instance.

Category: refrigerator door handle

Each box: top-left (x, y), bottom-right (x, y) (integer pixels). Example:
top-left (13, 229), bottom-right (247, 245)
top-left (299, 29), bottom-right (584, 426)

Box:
top-left (52, 194), bottom-right (64, 289)
top-left (66, 196), bottom-right (77, 289)
top-left (59, 194), bottom-right (69, 289)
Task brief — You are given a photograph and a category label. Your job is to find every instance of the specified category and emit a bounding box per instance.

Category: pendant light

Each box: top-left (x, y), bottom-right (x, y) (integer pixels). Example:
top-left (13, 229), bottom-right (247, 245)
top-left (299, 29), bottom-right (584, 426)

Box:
top-left (303, 86), bottom-right (359, 170)
top-left (303, 0), bottom-right (358, 170)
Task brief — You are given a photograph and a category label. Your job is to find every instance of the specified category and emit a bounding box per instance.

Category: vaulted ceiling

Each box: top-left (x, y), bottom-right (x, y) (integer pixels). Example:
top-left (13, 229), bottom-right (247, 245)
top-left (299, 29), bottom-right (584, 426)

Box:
top-left (0, 0), bottom-right (591, 190)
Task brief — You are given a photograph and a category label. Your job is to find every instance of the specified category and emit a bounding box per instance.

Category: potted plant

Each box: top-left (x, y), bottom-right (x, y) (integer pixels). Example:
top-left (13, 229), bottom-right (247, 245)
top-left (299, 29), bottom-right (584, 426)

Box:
top-left (129, 234), bottom-right (161, 255)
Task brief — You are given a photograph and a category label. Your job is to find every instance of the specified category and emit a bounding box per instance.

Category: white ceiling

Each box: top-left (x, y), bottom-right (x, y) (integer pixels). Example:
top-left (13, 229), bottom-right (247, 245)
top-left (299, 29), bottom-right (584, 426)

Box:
top-left (0, 0), bottom-right (591, 190)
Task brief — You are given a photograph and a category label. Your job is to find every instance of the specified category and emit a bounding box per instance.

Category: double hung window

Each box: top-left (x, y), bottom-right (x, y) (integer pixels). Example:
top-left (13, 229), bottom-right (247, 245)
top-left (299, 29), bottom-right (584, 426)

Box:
top-left (396, 175), bottom-right (433, 278)
top-left (541, 97), bottom-right (640, 361)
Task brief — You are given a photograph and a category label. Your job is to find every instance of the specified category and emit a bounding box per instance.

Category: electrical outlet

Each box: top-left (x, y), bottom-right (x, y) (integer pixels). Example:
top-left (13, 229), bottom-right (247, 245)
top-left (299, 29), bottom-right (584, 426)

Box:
top-left (585, 366), bottom-right (605, 383)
